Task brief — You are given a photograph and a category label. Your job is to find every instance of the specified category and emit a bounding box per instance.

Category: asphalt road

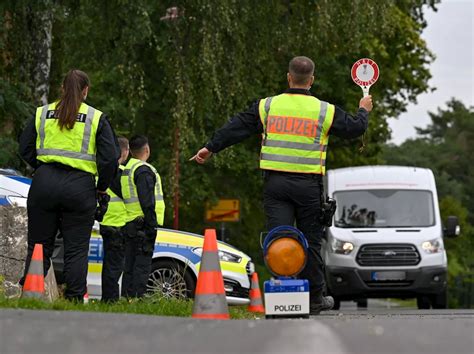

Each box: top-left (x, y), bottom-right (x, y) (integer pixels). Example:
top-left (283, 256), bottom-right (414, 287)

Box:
top-left (1, 308), bottom-right (473, 354)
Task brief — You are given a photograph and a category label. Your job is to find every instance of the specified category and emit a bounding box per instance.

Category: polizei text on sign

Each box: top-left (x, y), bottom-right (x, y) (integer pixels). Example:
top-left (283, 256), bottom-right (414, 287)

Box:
top-left (351, 58), bottom-right (379, 88)
top-left (267, 115), bottom-right (318, 137)
top-left (264, 291), bottom-right (309, 315)
top-left (274, 304), bottom-right (302, 312)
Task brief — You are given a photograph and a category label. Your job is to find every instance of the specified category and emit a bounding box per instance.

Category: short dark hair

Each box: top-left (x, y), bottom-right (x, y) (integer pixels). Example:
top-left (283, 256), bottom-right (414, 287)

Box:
top-left (117, 136), bottom-right (129, 152)
top-left (129, 135), bottom-right (149, 154)
top-left (288, 56), bottom-right (315, 85)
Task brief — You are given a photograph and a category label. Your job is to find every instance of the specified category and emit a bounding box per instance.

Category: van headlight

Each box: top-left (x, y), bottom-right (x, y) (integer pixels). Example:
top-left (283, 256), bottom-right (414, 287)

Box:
top-left (331, 238), bottom-right (354, 255)
top-left (421, 238), bottom-right (443, 254)
top-left (192, 247), bottom-right (242, 263)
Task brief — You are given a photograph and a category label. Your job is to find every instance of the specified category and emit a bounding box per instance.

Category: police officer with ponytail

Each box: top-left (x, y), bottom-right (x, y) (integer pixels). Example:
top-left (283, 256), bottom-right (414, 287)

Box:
top-left (192, 56), bottom-right (373, 314)
top-left (19, 69), bottom-right (119, 301)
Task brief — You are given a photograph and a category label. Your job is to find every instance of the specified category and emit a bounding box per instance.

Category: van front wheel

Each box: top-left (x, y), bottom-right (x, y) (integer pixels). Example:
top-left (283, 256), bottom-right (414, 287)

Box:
top-left (357, 299), bottom-right (368, 309)
top-left (417, 295), bottom-right (431, 309)
top-left (431, 290), bottom-right (447, 309)
top-left (332, 298), bottom-right (341, 310)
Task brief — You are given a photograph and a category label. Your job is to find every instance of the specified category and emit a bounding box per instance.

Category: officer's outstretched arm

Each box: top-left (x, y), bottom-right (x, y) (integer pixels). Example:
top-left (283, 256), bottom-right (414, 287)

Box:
top-left (190, 147), bottom-right (213, 164)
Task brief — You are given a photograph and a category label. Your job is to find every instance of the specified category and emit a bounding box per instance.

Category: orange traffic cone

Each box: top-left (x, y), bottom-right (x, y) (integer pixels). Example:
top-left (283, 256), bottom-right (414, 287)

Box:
top-left (248, 272), bottom-right (265, 313)
top-left (192, 229), bottom-right (230, 320)
top-left (21, 243), bottom-right (45, 299)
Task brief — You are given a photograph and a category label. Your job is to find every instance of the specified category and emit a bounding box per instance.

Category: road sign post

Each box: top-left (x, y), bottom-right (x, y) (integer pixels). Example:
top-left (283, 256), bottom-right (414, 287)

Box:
top-left (205, 199), bottom-right (240, 240)
top-left (205, 199), bottom-right (240, 223)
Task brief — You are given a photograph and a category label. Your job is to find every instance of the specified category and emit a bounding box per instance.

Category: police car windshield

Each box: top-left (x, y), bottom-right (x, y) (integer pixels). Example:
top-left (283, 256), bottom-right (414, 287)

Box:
top-left (333, 189), bottom-right (435, 228)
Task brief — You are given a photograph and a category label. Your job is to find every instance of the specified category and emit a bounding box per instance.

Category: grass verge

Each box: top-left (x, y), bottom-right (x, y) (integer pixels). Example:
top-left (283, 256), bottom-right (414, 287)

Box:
top-left (387, 298), bottom-right (417, 308)
top-left (0, 295), bottom-right (259, 320)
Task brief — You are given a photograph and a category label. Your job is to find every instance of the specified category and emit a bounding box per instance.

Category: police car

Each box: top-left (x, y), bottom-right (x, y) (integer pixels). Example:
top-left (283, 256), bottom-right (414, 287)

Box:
top-left (86, 227), bottom-right (253, 304)
top-left (0, 169), bottom-right (254, 305)
top-left (0, 169), bottom-right (30, 207)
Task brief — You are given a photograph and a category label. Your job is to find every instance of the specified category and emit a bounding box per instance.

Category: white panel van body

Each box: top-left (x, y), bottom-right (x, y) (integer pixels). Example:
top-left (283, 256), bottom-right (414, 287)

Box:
top-left (324, 166), bottom-right (448, 309)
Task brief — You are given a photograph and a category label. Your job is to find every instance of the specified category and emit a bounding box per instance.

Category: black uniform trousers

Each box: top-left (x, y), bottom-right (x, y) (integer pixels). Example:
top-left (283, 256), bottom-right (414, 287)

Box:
top-left (121, 219), bottom-right (156, 298)
top-left (100, 225), bottom-right (126, 302)
top-left (22, 164), bottom-right (96, 301)
top-left (263, 170), bottom-right (325, 301)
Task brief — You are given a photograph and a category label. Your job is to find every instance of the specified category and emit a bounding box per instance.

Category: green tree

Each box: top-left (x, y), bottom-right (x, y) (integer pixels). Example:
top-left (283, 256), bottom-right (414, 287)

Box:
top-left (384, 99), bottom-right (474, 307)
top-left (1, 1), bottom-right (438, 260)
top-left (385, 99), bottom-right (474, 223)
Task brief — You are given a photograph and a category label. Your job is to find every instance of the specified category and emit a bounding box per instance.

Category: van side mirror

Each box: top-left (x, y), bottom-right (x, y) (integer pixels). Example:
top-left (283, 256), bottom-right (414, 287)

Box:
top-left (444, 216), bottom-right (460, 238)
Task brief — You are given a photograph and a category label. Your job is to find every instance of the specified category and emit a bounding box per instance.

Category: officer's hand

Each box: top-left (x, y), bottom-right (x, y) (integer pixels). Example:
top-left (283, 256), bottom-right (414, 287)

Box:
top-left (95, 192), bottom-right (110, 222)
top-left (359, 95), bottom-right (373, 112)
top-left (189, 147), bottom-right (213, 164)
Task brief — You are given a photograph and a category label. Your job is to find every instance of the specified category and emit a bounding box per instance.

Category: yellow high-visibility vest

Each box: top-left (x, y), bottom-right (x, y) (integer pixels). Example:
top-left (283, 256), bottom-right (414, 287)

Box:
top-left (100, 166), bottom-right (127, 227)
top-left (121, 157), bottom-right (165, 225)
top-left (258, 93), bottom-right (335, 175)
top-left (35, 101), bottom-right (102, 174)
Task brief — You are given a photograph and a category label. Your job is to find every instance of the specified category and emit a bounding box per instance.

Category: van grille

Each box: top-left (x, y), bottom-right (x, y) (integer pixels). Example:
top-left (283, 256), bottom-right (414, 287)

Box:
top-left (365, 281), bottom-right (413, 287)
top-left (356, 244), bottom-right (421, 266)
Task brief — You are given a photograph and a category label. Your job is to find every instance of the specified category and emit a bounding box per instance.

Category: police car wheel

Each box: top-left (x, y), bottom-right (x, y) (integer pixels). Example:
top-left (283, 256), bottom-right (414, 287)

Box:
top-left (332, 298), bottom-right (341, 310)
top-left (147, 260), bottom-right (196, 299)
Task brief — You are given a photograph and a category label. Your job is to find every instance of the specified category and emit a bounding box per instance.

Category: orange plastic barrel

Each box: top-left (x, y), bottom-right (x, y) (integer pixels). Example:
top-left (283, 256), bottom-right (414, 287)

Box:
top-left (265, 237), bottom-right (307, 277)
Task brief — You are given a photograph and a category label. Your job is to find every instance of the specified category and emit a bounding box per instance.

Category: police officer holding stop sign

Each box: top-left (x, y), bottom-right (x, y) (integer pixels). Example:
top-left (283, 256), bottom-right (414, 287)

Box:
top-left (19, 69), bottom-right (119, 301)
top-left (192, 56), bottom-right (373, 314)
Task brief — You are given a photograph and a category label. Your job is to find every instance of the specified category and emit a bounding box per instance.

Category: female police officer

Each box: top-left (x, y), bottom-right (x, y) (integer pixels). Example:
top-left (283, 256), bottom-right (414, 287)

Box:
top-left (19, 69), bottom-right (119, 301)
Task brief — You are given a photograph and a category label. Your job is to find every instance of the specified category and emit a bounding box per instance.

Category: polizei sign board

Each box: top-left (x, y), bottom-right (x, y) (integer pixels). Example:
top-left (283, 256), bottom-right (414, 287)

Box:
top-left (264, 292), bottom-right (309, 315)
top-left (264, 278), bottom-right (309, 317)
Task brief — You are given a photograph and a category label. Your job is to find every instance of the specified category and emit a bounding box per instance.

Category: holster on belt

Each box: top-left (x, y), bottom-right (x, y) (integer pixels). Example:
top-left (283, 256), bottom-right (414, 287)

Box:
top-left (319, 180), bottom-right (337, 227)
top-left (125, 217), bottom-right (144, 238)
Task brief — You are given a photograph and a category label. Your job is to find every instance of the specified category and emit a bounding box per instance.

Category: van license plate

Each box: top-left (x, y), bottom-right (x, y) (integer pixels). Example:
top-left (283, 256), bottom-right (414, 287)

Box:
top-left (371, 271), bottom-right (406, 281)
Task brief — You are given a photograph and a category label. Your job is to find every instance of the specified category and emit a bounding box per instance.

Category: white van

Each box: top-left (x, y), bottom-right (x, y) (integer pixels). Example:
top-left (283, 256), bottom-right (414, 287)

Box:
top-left (323, 165), bottom-right (459, 309)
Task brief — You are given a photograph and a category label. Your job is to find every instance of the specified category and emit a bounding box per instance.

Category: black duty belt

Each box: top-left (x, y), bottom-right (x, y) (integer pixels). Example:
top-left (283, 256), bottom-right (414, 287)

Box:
top-left (41, 162), bottom-right (88, 173)
top-left (263, 170), bottom-right (322, 180)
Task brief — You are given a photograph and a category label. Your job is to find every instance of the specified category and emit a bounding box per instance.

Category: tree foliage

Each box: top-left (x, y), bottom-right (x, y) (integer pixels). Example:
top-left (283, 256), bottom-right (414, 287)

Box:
top-left (384, 100), bottom-right (474, 306)
top-left (1, 0), bottom-right (438, 260)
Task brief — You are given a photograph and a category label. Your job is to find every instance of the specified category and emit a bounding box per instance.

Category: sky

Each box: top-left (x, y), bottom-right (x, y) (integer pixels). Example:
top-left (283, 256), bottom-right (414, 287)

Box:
top-left (388, 0), bottom-right (474, 145)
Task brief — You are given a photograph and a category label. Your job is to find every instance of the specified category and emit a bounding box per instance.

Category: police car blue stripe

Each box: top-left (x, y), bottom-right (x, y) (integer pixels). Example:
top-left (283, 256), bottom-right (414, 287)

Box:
top-left (88, 238), bottom-right (103, 262)
top-left (87, 238), bottom-right (202, 265)
top-left (154, 244), bottom-right (201, 264)
top-left (5, 176), bottom-right (32, 185)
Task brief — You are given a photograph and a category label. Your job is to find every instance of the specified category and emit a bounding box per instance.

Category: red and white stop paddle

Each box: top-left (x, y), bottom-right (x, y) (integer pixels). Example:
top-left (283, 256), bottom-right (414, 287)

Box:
top-left (351, 58), bottom-right (379, 97)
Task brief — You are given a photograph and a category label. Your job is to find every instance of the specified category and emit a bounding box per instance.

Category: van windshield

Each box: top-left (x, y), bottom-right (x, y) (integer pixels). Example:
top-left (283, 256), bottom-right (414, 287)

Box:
top-left (333, 190), bottom-right (435, 228)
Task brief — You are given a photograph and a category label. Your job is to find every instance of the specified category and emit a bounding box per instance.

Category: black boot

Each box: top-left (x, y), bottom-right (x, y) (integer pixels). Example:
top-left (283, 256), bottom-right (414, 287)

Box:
top-left (310, 293), bottom-right (334, 315)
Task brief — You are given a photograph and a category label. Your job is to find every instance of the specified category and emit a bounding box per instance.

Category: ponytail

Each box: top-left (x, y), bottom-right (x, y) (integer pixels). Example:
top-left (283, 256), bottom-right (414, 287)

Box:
top-left (56, 69), bottom-right (90, 130)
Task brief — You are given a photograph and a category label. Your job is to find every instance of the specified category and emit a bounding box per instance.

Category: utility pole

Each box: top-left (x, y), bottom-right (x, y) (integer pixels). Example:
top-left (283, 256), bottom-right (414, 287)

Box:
top-left (161, 6), bottom-right (181, 230)
top-left (173, 124), bottom-right (180, 230)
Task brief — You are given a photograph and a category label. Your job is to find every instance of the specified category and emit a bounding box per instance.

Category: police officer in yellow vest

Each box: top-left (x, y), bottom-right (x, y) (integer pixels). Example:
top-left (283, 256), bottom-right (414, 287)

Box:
top-left (19, 69), bottom-right (119, 301)
top-left (192, 56), bottom-right (373, 314)
top-left (98, 136), bottom-right (130, 302)
top-left (121, 135), bottom-right (165, 298)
